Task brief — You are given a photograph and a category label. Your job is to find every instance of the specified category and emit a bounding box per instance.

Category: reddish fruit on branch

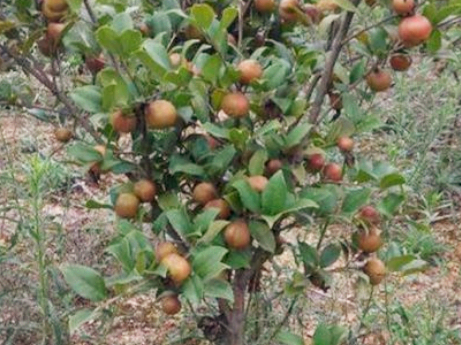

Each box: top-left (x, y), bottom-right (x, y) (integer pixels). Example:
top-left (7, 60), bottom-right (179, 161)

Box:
top-left (161, 253), bottom-right (191, 284)
top-left (110, 110), bottom-right (136, 133)
top-left (266, 159), bottom-right (283, 176)
top-left (193, 182), bottom-right (218, 206)
top-left (134, 179), bottom-right (157, 202)
top-left (398, 14), bottom-right (432, 47)
top-left (114, 193), bottom-right (140, 219)
top-left (366, 69), bottom-right (392, 92)
top-left (357, 227), bottom-right (382, 253)
top-left (145, 100), bottom-right (178, 129)
top-left (247, 175), bottom-right (268, 192)
top-left (220, 92), bottom-right (250, 118)
top-left (161, 294), bottom-right (182, 315)
top-left (279, 0), bottom-right (300, 22)
top-left (364, 258), bottom-right (386, 285)
top-left (337, 136), bottom-right (354, 152)
top-left (205, 199), bottom-right (231, 219)
top-left (85, 54), bottom-right (105, 73)
top-left (357, 205), bottom-right (381, 225)
top-left (224, 220), bottom-right (251, 250)
top-left (237, 59), bottom-right (263, 84)
top-left (54, 127), bottom-right (73, 143)
top-left (155, 242), bottom-right (178, 262)
top-left (392, 0), bottom-right (415, 16)
top-left (47, 23), bottom-right (65, 43)
top-left (323, 163), bottom-right (343, 182)
top-left (307, 153), bottom-right (326, 172)
top-left (255, 0), bottom-right (276, 13)
top-left (390, 54), bottom-right (412, 71)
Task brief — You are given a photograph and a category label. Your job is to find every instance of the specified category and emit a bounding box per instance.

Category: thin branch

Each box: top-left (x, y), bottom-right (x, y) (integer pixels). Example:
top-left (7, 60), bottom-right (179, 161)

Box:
top-left (342, 15), bottom-right (397, 46)
top-left (83, 0), bottom-right (97, 24)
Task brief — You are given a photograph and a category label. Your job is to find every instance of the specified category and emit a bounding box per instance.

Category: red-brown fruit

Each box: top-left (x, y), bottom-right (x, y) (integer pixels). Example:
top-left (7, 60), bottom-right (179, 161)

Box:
top-left (155, 242), bottom-right (178, 262)
top-left (220, 92), bottom-right (250, 118)
top-left (255, 0), bottom-right (276, 13)
top-left (161, 253), bottom-right (191, 284)
top-left (279, 0), bottom-right (300, 22)
top-left (43, 0), bottom-right (68, 12)
top-left (398, 14), bottom-right (432, 47)
top-left (114, 193), bottom-right (140, 219)
top-left (47, 22), bottom-right (65, 43)
top-left (54, 127), bottom-right (73, 143)
top-left (41, 2), bottom-right (67, 22)
top-left (224, 220), bottom-right (251, 250)
top-left (266, 159), bottom-right (283, 176)
top-left (247, 175), bottom-right (268, 192)
top-left (37, 37), bottom-right (54, 57)
top-left (134, 179), bottom-right (157, 202)
top-left (357, 228), bottom-right (382, 253)
top-left (85, 54), bottom-right (105, 74)
top-left (390, 54), bottom-right (412, 71)
top-left (363, 258), bottom-right (386, 285)
top-left (337, 136), bottom-right (354, 152)
top-left (392, 0), bottom-right (415, 16)
top-left (192, 182), bottom-right (217, 206)
top-left (110, 110), bottom-right (136, 133)
top-left (237, 59), bottom-right (263, 85)
top-left (205, 199), bottom-right (231, 219)
top-left (358, 205), bottom-right (380, 225)
top-left (323, 163), bottom-right (342, 182)
top-left (304, 4), bottom-right (322, 24)
top-left (366, 69), bottom-right (392, 92)
top-left (145, 100), bottom-right (178, 129)
top-left (307, 153), bottom-right (326, 172)
top-left (161, 294), bottom-right (182, 315)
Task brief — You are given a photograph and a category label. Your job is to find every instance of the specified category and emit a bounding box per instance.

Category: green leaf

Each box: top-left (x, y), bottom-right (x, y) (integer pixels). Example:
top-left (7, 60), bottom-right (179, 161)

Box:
top-left (169, 155), bottom-right (205, 177)
top-left (67, 0), bottom-right (83, 12)
top-left (262, 171), bottom-right (287, 215)
top-left (299, 242), bottom-right (318, 268)
top-left (137, 40), bottom-right (171, 78)
top-left (380, 173), bottom-right (405, 190)
top-left (249, 221), bottom-right (275, 253)
top-left (182, 274), bottom-right (204, 306)
top-left (201, 54), bottom-right (222, 84)
top-left (61, 265), bottom-right (107, 302)
top-left (232, 180), bottom-right (261, 213)
top-left (275, 330), bottom-right (304, 345)
top-left (378, 193), bottom-right (404, 216)
top-left (120, 30), bottom-right (143, 57)
top-left (219, 7), bottom-right (238, 29)
top-left (192, 246), bottom-right (229, 281)
top-left (69, 309), bottom-right (98, 334)
top-left (199, 220), bottom-right (230, 244)
top-left (319, 243), bottom-right (341, 268)
top-left (400, 259), bottom-right (429, 276)
top-left (349, 59), bottom-right (366, 84)
top-left (166, 208), bottom-right (192, 236)
top-left (368, 27), bottom-right (388, 53)
top-left (341, 188), bottom-right (371, 214)
top-left (194, 208), bottom-right (220, 235)
top-left (426, 29), bottom-right (441, 53)
top-left (202, 122), bottom-right (230, 139)
top-left (85, 200), bottom-right (112, 210)
top-left (204, 278), bottom-right (234, 301)
top-left (96, 26), bottom-right (122, 55)
top-left (67, 143), bottom-right (103, 163)
top-left (285, 123), bottom-right (312, 148)
top-left (387, 254), bottom-right (417, 272)
top-left (249, 149), bottom-right (268, 176)
top-left (190, 4), bottom-right (215, 30)
top-left (313, 323), bottom-right (332, 345)
top-left (112, 12), bottom-right (134, 33)
top-left (224, 249), bottom-right (252, 269)
top-left (158, 193), bottom-right (181, 211)
top-left (70, 86), bottom-right (101, 113)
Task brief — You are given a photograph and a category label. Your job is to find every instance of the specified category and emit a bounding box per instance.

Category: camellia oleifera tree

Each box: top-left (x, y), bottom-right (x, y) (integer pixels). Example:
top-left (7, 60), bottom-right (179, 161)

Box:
top-left (1, 0), bottom-right (459, 344)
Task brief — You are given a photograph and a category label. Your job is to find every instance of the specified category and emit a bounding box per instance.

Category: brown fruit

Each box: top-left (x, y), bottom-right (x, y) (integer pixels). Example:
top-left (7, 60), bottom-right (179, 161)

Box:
top-left (145, 100), bottom-right (178, 129)
top-left (169, 53), bottom-right (182, 68)
top-left (54, 127), bottom-right (73, 143)
top-left (266, 159), bottom-right (282, 176)
top-left (134, 179), bottom-right (157, 202)
top-left (392, 0), bottom-right (415, 16)
top-left (205, 199), bottom-right (231, 219)
top-left (161, 253), bottom-right (191, 284)
top-left (398, 14), bottom-right (432, 47)
top-left (247, 175), bottom-right (268, 192)
top-left (363, 258), bottom-right (386, 285)
top-left (366, 69), bottom-right (392, 92)
top-left (279, 0), bottom-right (299, 22)
top-left (357, 228), bottom-right (382, 253)
top-left (224, 220), bottom-right (251, 250)
top-left (161, 294), bottom-right (182, 315)
top-left (307, 153), bottom-right (325, 172)
top-left (358, 205), bottom-right (380, 225)
top-left (323, 163), bottom-right (342, 182)
top-left (255, 0), bottom-right (276, 13)
top-left (328, 92), bottom-right (342, 110)
top-left (85, 54), bottom-right (105, 73)
top-left (42, 3), bottom-right (67, 22)
top-left (43, 0), bottom-right (68, 12)
top-left (192, 182), bottom-right (217, 206)
top-left (390, 54), bottom-right (412, 71)
top-left (220, 92), bottom-right (250, 118)
top-left (337, 136), bottom-right (354, 152)
top-left (155, 242), bottom-right (178, 262)
top-left (114, 192), bottom-right (140, 219)
top-left (237, 59), bottom-right (263, 85)
top-left (47, 22), bottom-right (65, 43)
top-left (110, 110), bottom-right (136, 133)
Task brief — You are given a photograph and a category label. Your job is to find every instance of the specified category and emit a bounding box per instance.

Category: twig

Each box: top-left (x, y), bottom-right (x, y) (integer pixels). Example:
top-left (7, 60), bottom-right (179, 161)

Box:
top-left (342, 15), bottom-right (397, 46)
top-left (83, 0), bottom-right (97, 24)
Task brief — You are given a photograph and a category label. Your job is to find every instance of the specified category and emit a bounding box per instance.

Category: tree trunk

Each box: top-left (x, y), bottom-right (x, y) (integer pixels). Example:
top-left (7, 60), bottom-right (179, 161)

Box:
top-left (225, 269), bottom-right (247, 345)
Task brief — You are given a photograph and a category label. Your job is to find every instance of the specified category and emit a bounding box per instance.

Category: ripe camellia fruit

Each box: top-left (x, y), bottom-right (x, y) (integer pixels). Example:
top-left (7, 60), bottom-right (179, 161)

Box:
top-left (237, 59), bottom-right (263, 85)
top-left (392, 0), bottom-right (415, 16)
top-left (41, 1), bottom-right (68, 22)
top-left (366, 69), bottom-right (392, 92)
top-left (155, 242), bottom-right (178, 262)
top-left (323, 163), bottom-right (343, 182)
top-left (145, 100), bottom-right (178, 129)
top-left (193, 182), bottom-right (217, 206)
top-left (224, 220), bottom-right (251, 250)
top-left (255, 0), bottom-right (276, 12)
top-left (363, 258), bottom-right (386, 285)
top-left (114, 193), bottom-right (140, 219)
top-left (110, 110), bottom-right (136, 133)
top-left (337, 136), bottom-right (354, 152)
top-left (220, 92), bottom-right (250, 118)
top-left (54, 127), bottom-right (73, 143)
top-left (247, 175), bottom-right (268, 192)
top-left (307, 153), bottom-right (326, 172)
top-left (266, 159), bottom-right (283, 176)
top-left (85, 54), bottom-right (105, 74)
top-left (161, 253), bottom-right (191, 284)
top-left (398, 14), bottom-right (432, 47)
top-left (47, 23), bottom-right (65, 43)
top-left (43, 0), bottom-right (68, 12)
top-left (357, 205), bottom-right (381, 225)
top-left (357, 228), bottom-right (382, 253)
top-left (279, 0), bottom-right (299, 22)
top-left (161, 294), bottom-right (182, 315)
top-left (390, 54), bottom-right (412, 71)
top-left (205, 199), bottom-right (231, 219)
top-left (134, 179), bottom-right (157, 202)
